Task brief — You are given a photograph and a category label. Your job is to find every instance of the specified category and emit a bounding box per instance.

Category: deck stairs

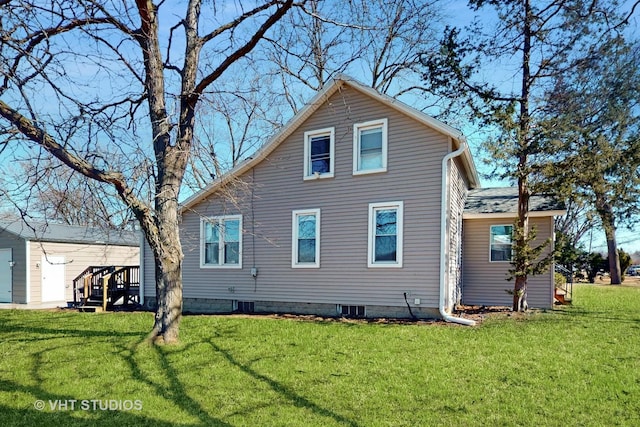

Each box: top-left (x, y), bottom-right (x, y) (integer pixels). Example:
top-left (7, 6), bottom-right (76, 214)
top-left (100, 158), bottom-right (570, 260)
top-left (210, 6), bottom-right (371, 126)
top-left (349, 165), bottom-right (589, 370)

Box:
top-left (72, 266), bottom-right (140, 311)
top-left (554, 264), bottom-right (573, 305)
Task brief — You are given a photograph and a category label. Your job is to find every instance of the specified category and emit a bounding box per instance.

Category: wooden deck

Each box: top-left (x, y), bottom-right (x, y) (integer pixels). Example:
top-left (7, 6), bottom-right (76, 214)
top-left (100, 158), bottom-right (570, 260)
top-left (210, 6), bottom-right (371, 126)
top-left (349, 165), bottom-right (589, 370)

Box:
top-left (72, 265), bottom-right (140, 311)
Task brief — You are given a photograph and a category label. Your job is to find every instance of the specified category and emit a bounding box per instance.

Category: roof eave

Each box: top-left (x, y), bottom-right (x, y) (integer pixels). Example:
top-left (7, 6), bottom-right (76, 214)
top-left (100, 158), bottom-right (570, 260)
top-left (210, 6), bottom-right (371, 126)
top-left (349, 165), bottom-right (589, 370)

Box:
top-left (463, 210), bottom-right (567, 219)
top-left (458, 136), bottom-right (481, 189)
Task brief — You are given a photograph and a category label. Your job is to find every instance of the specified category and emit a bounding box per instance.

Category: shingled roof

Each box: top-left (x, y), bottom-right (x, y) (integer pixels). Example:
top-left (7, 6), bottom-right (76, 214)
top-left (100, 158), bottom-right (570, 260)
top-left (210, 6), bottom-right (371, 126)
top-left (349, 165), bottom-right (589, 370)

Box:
top-left (464, 187), bottom-right (565, 218)
top-left (0, 219), bottom-right (139, 246)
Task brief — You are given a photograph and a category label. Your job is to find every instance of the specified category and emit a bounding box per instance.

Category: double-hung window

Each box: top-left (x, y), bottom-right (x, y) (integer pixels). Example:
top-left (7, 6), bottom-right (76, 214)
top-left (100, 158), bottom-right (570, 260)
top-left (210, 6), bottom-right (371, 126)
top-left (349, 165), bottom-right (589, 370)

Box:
top-left (201, 215), bottom-right (242, 268)
top-left (353, 118), bottom-right (388, 175)
top-left (490, 225), bottom-right (513, 262)
top-left (292, 209), bottom-right (320, 268)
top-left (304, 128), bottom-right (335, 180)
top-left (368, 201), bottom-right (403, 267)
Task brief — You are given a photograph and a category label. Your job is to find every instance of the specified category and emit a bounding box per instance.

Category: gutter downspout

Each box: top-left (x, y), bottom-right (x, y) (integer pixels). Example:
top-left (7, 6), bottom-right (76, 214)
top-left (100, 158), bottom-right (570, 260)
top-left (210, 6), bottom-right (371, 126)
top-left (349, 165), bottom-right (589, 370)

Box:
top-left (440, 141), bottom-right (476, 326)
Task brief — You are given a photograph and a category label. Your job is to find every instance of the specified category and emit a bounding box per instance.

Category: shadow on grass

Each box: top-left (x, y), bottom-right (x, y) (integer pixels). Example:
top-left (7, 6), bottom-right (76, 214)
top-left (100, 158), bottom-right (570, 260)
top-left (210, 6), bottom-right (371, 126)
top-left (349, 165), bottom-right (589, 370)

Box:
top-left (0, 313), bottom-right (145, 340)
top-left (118, 334), bottom-right (360, 426)
top-left (0, 313), bottom-right (233, 426)
top-left (118, 338), bottom-right (233, 427)
top-left (551, 306), bottom-right (640, 325)
top-left (204, 338), bottom-right (362, 427)
top-left (0, 378), bottom-right (202, 427)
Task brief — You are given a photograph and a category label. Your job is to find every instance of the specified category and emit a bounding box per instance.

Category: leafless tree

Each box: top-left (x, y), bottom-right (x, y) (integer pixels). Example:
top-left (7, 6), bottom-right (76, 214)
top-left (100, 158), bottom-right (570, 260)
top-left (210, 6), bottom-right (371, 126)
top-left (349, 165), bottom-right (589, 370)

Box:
top-left (554, 197), bottom-right (597, 249)
top-left (259, 0), bottom-right (443, 113)
top-left (0, 0), bottom-right (299, 343)
top-left (12, 156), bottom-right (136, 227)
top-left (178, 0), bottom-right (446, 199)
top-left (361, 0), bottom-right (441, 98)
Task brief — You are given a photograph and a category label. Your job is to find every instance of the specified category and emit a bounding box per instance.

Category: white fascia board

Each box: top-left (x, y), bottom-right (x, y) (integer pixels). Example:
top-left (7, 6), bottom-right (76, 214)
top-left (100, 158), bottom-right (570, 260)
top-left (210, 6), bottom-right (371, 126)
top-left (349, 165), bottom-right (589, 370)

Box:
top-left (463, 210), bottom-right (567, 220)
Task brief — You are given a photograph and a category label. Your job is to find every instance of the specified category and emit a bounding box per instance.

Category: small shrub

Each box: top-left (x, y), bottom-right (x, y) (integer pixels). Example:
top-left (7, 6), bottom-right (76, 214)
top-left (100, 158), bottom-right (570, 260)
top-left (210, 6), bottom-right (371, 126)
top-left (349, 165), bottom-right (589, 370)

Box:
top-left (554, 272), bottom-right (567, 288)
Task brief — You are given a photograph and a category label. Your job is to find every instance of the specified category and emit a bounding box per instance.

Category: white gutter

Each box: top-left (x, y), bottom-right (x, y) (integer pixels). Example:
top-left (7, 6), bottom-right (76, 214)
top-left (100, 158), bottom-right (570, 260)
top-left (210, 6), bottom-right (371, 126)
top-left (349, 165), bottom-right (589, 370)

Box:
top-left (440, 141), bottom-right (476, 326)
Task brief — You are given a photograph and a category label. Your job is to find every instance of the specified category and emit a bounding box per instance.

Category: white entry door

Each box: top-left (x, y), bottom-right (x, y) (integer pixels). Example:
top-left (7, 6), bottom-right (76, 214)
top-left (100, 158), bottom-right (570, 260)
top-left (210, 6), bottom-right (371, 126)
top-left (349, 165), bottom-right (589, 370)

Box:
top-left (0, 249), bottom-right (12, 303)
top-left (41, 255), bottom-right (66, 302)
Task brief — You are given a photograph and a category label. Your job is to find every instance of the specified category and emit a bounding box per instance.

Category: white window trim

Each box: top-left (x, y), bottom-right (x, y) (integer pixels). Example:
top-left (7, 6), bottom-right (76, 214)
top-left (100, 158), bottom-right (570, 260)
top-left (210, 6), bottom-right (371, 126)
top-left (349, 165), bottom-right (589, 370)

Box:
top-left (303, 127), bottom-right (335, 180)
top-left (368, 201), bottom-right (403, 268)
top-left (200, 215), bottom-right (243, 269)
top-left (353, 118), bottom-right (388, 175)
top-left (292, 208), bottom-right (321, 268)
top-left (489, 224), bottom-right (513, 263)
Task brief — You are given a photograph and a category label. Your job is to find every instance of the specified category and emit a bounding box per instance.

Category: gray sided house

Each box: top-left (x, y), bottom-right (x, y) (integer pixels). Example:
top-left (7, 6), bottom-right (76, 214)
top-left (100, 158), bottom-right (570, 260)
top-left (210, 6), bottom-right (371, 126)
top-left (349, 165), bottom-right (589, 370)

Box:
top-left (141, 76), bottom-right (564, 322)
top-left (0, 220), bottom-right (140, 307)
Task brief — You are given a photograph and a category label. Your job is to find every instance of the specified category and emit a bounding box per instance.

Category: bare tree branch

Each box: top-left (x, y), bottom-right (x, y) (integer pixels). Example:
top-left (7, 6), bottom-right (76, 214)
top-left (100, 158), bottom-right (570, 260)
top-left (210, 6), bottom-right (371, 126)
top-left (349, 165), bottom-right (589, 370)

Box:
top-left (194, 0), bottom-right (296, 96)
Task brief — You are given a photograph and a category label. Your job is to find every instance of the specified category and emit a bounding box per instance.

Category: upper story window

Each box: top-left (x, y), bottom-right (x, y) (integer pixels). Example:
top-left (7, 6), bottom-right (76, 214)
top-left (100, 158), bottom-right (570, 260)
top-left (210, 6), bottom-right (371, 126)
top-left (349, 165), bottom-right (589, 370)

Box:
top-left (304, 128), bottom-right (335, 180)
top-left (490, 225), bottom-right (513, 262)
top-left (368, 201), bottom-right (403, 267)
top-left (201, 215), bottom-right (242, 268)
top-left (292, 209), bottom-right (320, 268)
top-left (353, 118), bottom-right (388, 175)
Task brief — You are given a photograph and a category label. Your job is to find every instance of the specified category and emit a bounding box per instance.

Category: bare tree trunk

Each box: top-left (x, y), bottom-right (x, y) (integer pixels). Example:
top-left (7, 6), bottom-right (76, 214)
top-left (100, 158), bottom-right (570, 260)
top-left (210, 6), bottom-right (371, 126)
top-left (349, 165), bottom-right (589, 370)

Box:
top-left (152, 252), bottom-right (182, 344)
top-left (595, 192), bottom-right (622, 284)
top-left (513, 172), bottom-right (530, 312)
top-left (605, 229), bottom-right (621, 285)
top-left (148, 192), bottom-right (183, 343)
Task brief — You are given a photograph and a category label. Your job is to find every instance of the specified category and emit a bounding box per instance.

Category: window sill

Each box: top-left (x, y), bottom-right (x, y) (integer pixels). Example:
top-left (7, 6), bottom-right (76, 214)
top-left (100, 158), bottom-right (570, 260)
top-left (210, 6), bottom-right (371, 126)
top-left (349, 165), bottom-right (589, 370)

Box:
top-left (367, 263), bottom-right (403, 268)
top-left (291, 264), bottom-right (320, 269)
top-left (200, 264), bottom-right (243, 269)
top-left (353, 168), bottom-right (387, 176)
top-left (303, 173), bottom-right (334, 181)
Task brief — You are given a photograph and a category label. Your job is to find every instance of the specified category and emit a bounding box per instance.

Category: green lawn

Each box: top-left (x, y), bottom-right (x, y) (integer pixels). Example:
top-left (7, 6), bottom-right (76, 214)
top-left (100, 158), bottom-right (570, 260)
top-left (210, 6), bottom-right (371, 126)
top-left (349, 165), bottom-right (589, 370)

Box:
top-left (1, 285), bottom-right (639, 426)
